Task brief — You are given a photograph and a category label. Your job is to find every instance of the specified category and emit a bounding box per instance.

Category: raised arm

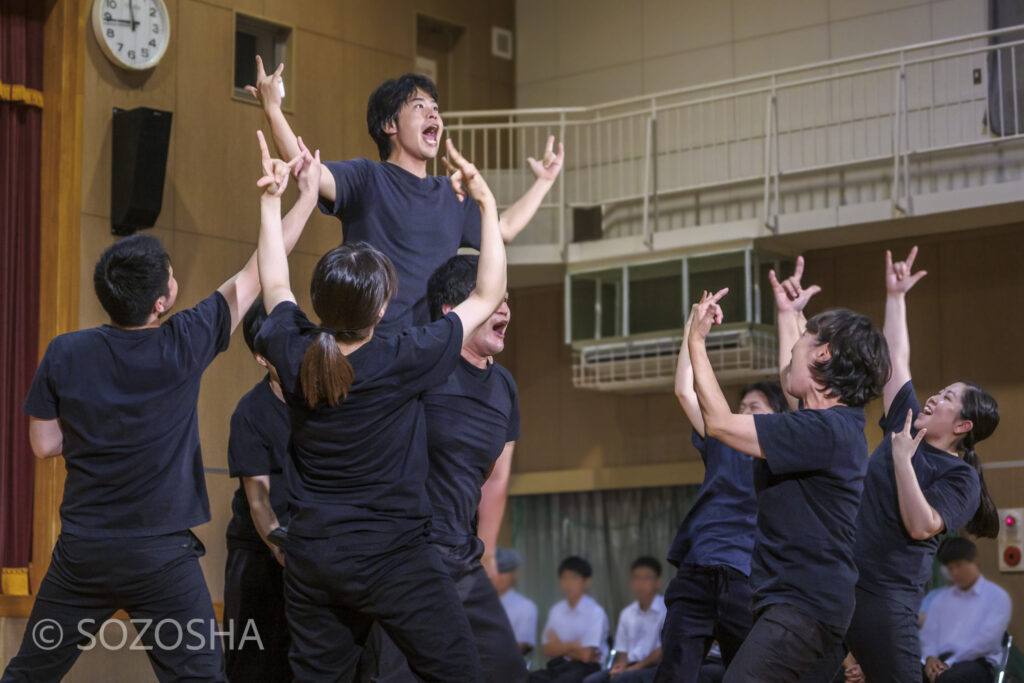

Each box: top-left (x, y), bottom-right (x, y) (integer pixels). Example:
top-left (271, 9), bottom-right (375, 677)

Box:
top-left (883, 246), bottom-right (928, 413)
top-left (246, 56), bottom-right (336, 202)
top-left (218, 131), bottom-right (315, 329)
top-left (891, 410), bottom-right (945, 540)
top-left (497, 135), bottom-right (564, 243)
top-left (445, 139), bottom-right (508, 344)
top-left (478, 441), bottom-right (514, 582)
top-left (769, 256), bottom-right (821, 409)
top-left (674, 303), bottom-right (705, 436)
top-left (688, 289), bottom-right (764, 458)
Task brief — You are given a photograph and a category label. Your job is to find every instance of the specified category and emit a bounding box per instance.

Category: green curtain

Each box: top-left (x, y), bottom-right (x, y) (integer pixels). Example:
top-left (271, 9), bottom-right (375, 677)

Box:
top-left (508, 485), bottom-right (701, 669)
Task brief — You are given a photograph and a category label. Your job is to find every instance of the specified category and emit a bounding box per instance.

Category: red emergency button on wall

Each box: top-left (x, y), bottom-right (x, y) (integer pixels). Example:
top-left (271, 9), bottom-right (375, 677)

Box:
top-left (1004, 545), bottom-right (1022, 567)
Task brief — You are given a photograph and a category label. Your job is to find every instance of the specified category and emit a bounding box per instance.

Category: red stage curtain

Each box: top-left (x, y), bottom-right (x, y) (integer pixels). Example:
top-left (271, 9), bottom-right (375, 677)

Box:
top-left (0, 0), bottom-right (44, 569)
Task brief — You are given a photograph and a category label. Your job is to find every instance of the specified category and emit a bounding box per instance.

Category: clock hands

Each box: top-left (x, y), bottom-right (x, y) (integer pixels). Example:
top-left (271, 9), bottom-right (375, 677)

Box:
top-left (127, 1), bottom-right (137, 32)
top-left (102, 11), bottom-right (138, 30)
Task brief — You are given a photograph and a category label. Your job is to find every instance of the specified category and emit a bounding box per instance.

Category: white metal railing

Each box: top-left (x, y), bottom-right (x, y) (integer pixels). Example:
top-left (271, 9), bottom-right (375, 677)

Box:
top-left (434, 26), bottom-right (1024, 252)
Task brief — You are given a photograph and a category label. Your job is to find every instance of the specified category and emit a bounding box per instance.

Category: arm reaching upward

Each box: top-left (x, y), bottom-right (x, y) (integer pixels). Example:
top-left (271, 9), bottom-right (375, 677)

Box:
top-left (883, 246), bottom-right (928, 413)
top-left (497, 135), bottom-right (565, 243)
top-left (674, 303), bottom-right (705, 436)
top-left (768, 256), bottom-right (821, 409)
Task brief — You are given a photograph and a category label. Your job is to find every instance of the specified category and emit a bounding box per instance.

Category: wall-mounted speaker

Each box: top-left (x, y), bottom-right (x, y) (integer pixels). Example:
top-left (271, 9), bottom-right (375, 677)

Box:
top-left (111, 107), bottom-right (173, 236)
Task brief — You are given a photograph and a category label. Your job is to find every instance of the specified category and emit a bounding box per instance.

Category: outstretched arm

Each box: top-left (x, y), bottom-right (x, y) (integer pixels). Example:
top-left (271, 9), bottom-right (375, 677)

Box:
top-left (689, 289), bottom-right (764, 458)
top-left (445, 139), bottom-right (508, 344)
top-left (478, 441), bottom-right (514, 582)
top-left (883, 246), bottom-right (928, 413)
top-left (674, 304), bottom-right (705, 437)
top-left (497, 135), bottom-right (564, 243)
top-left (769, 256), bottom-right (821, 409)
top-left (246, 56), bottom-right (336, 202)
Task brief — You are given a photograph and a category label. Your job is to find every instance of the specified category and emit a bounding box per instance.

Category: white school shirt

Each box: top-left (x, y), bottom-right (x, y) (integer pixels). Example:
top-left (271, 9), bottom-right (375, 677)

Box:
top-left (918, 575), bottom-right (1011, 666)
top-left (613, 595), bottom-right (666, 663)
top-left (542, 594), bottom-right (610, 660)
top-left (500, 588), bottom-right (538, 648)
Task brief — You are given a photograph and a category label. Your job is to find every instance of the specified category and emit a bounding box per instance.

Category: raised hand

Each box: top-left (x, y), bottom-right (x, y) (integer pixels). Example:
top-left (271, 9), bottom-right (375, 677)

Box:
top-left (443, 138), bottom-right (493, 205)
top-left (294, 136), bottom-right (321, 197)
top-left (244, 55), bottom-right (284, 110)
top-left (886, 246), bottom-right (928, 295)
top-left (891, 409), bottom-right (925, 465)
top-left (769, 256), bottom-right (821, 314)
top-left (689, 288), bottom-right (729, 343)
top-left (256, 130), bottom-right (300, 197)
top-left (527, 135), bottom-right (565, 183)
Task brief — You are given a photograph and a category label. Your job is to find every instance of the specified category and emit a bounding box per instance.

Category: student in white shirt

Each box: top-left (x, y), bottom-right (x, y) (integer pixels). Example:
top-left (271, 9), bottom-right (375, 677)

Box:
top-left (584, 557), bottom-right (667, 683)
top-left (919, 538), bottom-right (1011, 683)
top-left (531, 556), bottom-right (610, 683)
top-left (496, 548), bottom-right (539, 655)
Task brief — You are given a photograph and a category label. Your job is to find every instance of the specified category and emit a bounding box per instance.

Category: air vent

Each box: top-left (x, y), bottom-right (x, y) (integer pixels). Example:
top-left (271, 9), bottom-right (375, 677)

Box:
top-left (492, 27), bottom-right (513, 60)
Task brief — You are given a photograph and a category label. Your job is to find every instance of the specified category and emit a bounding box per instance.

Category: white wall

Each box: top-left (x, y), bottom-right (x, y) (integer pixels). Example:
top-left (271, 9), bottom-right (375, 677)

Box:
top-left (516, 0), bottom-right (987, 107)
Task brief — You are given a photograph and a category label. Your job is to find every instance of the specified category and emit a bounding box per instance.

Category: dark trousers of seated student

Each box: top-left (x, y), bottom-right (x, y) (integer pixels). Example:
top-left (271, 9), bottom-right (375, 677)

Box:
top-left (530, 658), bottom-right (602, 683)
top-left (223, 542), bottom-right (290, 683)
top-left (357, 538), bottom-right (527, 683)
top-left (923, 660), bottom-right (995, 683)
top-left (723, 604), bottom-right (843, 683)
top-left (654, 564), bottom-right (753, 683)
top-left (284, 530), bottom-right (483, 683)
top-left (583, 665), bottom-right (658, 683)
top-left (1, 531), bottom-right (225, 683)
top-left (800, 585), bottom-right (920, 683)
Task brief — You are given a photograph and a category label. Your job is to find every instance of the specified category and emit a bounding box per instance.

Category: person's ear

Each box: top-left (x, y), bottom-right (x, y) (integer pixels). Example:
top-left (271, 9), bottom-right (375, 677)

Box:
top-left (817, 343), bottom-right (832, 362)
top-left (382, 117), bottom-right (398, 136)
top-left (254, 353), bottom-right (269, 369)
top-left (441, 303), bottom-right (454, 316)
top-left (953, 418), bottom-right (973, 437)
top-left (152, 295), bottom-right (169, 317)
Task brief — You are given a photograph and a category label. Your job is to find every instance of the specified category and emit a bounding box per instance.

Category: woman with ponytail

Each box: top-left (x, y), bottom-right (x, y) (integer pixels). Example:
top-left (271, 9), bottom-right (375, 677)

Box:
top-left (804, 246), bottom-right (1000, 683)
top-left (253, 133), bottom-right (506, 683)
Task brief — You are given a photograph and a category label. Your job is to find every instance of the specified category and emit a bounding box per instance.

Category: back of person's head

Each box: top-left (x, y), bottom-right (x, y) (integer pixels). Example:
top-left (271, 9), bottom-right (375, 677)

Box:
top-left (242, 298), bottom-right (269, 354)
top-left (805, 309), bottom-right (890, 407)
top-left (366, 73), bottom-right (439, 161)
top-left (427, 255), bottom-right (477, 321)
top-left (299, 242), bottom-right (398, 409)
top-left (630, 556), bottom-right (662, 577)
top-left (937, 536), bottom-right (978, 565)
top-left (93, 234), bottom-right (171, 327)
top-left (558, 555), bottom-right (592, 579)
top-left (957, 382), bottom-right (1001, 538)
top-left (739, 381), bottom-right (790, 415)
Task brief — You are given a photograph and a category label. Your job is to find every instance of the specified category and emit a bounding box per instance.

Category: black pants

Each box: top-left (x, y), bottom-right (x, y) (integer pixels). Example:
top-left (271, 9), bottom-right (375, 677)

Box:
top-left (723, 604), bottom-right (843, 683)
top-left (654, 564), bottom-right (753, 683)
top-left (357, 539), bottom-right (527, 683)
top-left (1, 531), bottom-right (225, 683)
top-left (284, 530), bottom-right (482, 683)
top-left (926, 660), bottom-right (995, 683)
top-left (529, 659), bottom-right (602, 683)
top-left (223, 542), bottom-right (290, 683)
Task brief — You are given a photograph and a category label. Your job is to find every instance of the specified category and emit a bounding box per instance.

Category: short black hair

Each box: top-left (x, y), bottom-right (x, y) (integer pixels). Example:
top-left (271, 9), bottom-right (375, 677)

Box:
top-left (242, 298), bottom-right (269, 354)
top-left (805, 309), bottom-right (890, 408)
top-left (740, 381), bottom-right (790, 414)
top-left (558, 556), bottom-right (592, 579)
top-left (366, 74), bottom-right (439, 161)
top-left (427, 255), bottom-right (478, 321)
top-left (630, 556), bottom-right (662, 576)
top-left (937, 536), bottom-right (978, 564)
top-left (93, 234), bottom-right (171, 327)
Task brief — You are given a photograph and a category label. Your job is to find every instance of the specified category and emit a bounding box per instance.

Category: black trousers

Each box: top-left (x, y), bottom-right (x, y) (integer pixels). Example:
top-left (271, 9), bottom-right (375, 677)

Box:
top-left (284, 531), bottom-right (482, 683)
top-left (654, 564), bottom-right (754, 683)
top-left (1, 531), bottom-right (226, 683)
top-left (357, 539), bottom-right (527, 683)
top-left (223, 542), bottom-right (290, 683)
top-left (529, 659), bottom-right (602, 683)
top-left (723, 604), bottom-right (843, 683)
top-left (928, 660), bottom-right (995, 683)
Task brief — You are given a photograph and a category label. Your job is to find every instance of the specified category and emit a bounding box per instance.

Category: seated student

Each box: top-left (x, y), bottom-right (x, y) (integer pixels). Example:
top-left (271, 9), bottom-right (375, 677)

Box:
top-left (223, 299), bottom-right (292, 682)
top-left (585, 557), bottom-right (667, 683)
top-left (531, 557), bottom-right (610, 683)
top-left (496, 548), bottom-right (540, 655)
top-left (254, 137), bottom-right (506, 682)
top-left (2, 135), bottom-right (315, 683)
top-left (919, 538), bottom-right (1011, 683)
top-left (685, 257), bottom-right (890, 682)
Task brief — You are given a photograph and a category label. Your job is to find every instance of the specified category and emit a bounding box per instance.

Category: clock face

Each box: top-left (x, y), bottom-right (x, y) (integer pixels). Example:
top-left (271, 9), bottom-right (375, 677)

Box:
top-left (92, 0), bottom-right (170, 71)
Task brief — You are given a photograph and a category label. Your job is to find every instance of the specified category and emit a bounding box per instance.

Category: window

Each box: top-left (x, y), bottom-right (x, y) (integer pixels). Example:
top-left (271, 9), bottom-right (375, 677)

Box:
top-left (687, 252), bottom-right (747, 324)
top-left (569, 268), bottom-right (624, 342)
top-left (234, 14), bottom-right (292, 103)
top-left (628, 260), bottom-right (683, 334)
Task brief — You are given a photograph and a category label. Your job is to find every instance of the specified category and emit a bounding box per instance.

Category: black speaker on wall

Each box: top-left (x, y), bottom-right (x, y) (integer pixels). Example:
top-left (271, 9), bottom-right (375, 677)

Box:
top-left (111, 107), bottom-right (173, 236)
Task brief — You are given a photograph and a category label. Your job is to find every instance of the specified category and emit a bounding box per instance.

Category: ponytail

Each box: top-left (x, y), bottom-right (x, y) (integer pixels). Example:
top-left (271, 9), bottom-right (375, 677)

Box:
top-left (962, 448), bottom-right (999, 538)
top-left (299, 329), bottom-right (354, 409)
top-left (957, 382), bottom-right (1000, 539)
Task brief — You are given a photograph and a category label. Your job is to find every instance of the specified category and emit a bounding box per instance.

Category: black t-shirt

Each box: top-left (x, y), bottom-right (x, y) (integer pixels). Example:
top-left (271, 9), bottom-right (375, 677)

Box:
top-left (255, 301), bottom-right (464, 540)
top-left (854, 381), bottom-right (980, 610)
top-left (423, 358), bottom-right (520, 544)
top-left (667, 431), bottom-right (758, 575)
top-left (226, 375), bottom-right (292, 548)
top-left (318, 159), bottom-right (482, 335)
top-left (23, 292), bottom-right (231, 537)
top-left (751, 405), bottom-right (869, 630)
